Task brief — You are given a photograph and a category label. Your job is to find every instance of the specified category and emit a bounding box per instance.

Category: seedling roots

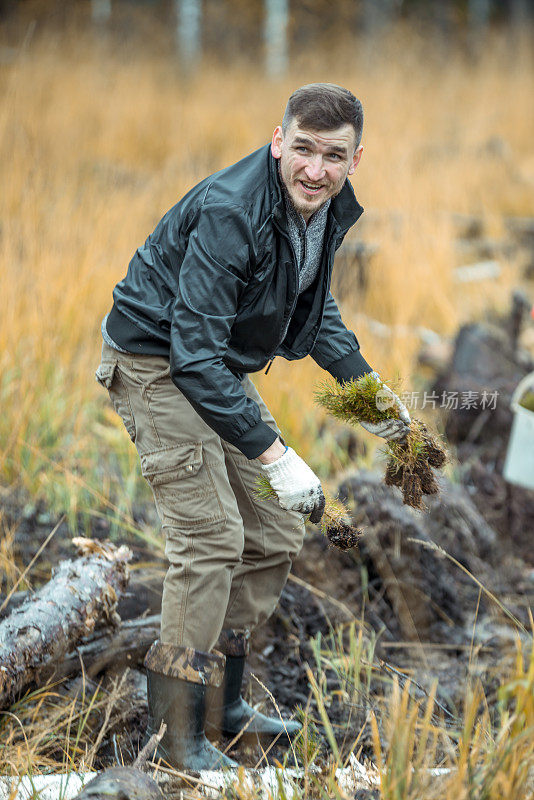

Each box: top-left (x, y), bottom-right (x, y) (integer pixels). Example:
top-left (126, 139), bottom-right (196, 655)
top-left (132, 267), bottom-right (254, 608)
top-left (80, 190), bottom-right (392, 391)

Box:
top-left (315, 374), bottom-right (448, 511)
top-left (255, 475), bottom-right (362, 551)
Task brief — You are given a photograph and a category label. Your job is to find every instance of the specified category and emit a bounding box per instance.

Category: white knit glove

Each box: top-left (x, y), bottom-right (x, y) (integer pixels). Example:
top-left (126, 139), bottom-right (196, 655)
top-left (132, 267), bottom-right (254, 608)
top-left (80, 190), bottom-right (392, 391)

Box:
top-left (260, 447), bottom-right (326, 523)
top-left (359, 372), bottom-right (411, 441)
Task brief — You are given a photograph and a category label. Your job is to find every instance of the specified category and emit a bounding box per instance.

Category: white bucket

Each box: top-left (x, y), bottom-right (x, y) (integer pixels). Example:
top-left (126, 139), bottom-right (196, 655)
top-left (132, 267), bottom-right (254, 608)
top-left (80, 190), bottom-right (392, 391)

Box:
top-left (503, 371), bottom-right (534, 490)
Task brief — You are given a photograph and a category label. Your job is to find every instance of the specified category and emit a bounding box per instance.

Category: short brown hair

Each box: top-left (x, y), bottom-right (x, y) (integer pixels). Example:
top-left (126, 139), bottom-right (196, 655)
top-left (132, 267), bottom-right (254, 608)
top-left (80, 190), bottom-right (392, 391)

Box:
top-left (282, 83), bottom-right (363, 148)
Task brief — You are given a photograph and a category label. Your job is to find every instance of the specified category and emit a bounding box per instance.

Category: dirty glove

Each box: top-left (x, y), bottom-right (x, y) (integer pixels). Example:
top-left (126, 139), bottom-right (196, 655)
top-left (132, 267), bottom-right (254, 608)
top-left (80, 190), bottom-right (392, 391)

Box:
top-left (260, 447), bottom-right (326, 523)
top-left (359, 372), bottom-right (411, 441)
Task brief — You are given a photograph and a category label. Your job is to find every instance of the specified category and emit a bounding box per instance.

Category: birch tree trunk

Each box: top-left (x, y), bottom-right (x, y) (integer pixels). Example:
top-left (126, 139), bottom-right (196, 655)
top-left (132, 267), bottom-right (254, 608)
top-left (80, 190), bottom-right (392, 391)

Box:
top-left (176, 0), bottom-right (202, 71)
top-left (0, 539), bottom-right (131, 710)
top-left (265, 0), bottom-right (289, 78)
top-left (91, 0), bottom-right (111, 25)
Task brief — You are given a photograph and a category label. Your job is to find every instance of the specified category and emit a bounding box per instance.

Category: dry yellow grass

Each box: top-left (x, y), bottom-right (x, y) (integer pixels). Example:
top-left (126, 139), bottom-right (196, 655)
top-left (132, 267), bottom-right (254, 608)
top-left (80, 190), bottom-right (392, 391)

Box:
top-left (0, 510), bottom-right (21, 594)
top-left (0, 15), bottom-right (533, 519)
top-left (368, 637), bottom-right (534, 800)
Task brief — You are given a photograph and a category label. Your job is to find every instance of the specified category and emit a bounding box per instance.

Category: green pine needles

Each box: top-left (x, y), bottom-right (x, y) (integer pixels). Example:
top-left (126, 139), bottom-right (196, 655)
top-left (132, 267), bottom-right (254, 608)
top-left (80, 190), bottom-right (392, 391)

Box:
top-left (315, 371), bottom-right (400, 426)
top-left (254, 473), bottom-right (279, 502)
top-left (315, 374), bottom-right (447, 510)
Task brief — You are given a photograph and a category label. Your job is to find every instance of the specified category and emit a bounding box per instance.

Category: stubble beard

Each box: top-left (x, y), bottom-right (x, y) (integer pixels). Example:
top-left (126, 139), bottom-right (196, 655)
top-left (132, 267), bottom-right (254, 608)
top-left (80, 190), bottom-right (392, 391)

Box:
top-left (291, 192), bottom-right (322, 219)
top-left (280, 161), bottom-right (345, 219)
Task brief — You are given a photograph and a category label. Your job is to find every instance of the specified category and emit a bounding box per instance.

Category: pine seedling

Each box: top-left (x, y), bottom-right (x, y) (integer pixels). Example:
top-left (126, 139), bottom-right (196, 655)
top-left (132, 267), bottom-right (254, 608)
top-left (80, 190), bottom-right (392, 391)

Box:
top-left (255, 473), bottom-right (278, 501)
top-left (315, 371), bottom-right (399, 426)
top-left (315, 375), bottom-right (447, 510)
top-left (255, 475), bottom-right (361, 551)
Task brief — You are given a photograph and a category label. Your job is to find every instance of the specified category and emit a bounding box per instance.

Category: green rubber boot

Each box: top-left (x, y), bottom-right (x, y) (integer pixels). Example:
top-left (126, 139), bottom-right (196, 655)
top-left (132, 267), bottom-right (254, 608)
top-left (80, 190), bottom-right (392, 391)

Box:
top-left (143, 640), bottom-right (237, 771)
top-left (206, 631), bottom-right (301, 743)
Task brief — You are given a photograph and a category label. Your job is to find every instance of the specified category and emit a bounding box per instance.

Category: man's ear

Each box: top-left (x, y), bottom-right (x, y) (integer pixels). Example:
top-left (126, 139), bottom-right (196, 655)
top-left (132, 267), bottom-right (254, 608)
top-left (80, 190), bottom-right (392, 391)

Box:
top-left (271, 125), bottom-right (283, 159)
top-left (348, 145), bottom-right (363, 176)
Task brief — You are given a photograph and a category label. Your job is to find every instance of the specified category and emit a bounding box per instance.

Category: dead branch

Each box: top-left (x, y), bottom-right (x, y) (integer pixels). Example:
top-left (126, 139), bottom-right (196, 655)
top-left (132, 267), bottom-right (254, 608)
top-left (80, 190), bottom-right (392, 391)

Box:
top-left (54, 614), bottom-right (161, 681)
top-left (134, 721), bottom-right (166, 769)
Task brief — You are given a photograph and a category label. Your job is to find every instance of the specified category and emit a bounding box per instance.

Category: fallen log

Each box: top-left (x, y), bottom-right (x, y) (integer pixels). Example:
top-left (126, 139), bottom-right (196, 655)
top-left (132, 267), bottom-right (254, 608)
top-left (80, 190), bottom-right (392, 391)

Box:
top-left (0, 773), bottom-right (96, 800)
top-left (148, 754), bottom-right (380, 799)
top-left (1, 569), bottom-right (164, 623)
top-left (0, 590), bottom-right (27, 619)
top-left (0, 538), bottom-right (131, 709)
top-left (0, 758), bottom-right (386, 800)
top-left (55, 614), bottom-right (161, 680)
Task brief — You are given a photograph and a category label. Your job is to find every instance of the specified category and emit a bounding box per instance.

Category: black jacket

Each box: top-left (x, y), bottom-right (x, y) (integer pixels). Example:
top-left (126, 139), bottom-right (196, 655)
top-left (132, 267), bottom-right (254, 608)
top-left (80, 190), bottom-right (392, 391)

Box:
top-left (106, 144), bottom-right (372, 458)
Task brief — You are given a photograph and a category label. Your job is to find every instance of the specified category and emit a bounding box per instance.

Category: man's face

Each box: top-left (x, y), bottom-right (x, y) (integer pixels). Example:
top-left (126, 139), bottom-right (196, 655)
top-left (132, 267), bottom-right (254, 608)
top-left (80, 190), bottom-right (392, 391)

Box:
top-left (271, 119), bottom-right (363, 222)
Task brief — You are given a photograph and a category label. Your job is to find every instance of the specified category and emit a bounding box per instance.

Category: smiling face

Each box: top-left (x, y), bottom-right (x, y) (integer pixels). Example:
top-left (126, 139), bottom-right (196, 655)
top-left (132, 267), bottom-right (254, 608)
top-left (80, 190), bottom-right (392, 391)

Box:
top-left (271, 119), bottom-right (363, 222)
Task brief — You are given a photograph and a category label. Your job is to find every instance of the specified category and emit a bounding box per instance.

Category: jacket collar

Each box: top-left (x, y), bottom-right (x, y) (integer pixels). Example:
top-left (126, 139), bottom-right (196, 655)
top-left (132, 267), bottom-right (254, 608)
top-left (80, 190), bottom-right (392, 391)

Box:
top-left (267, 145), bottom-right (363, 234)
top-left (330, 176), bottom-right (364, 232)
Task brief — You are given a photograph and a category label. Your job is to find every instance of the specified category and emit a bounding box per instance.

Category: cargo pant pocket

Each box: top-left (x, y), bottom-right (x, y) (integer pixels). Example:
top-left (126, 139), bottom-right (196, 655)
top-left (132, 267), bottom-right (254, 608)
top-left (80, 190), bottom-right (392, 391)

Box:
top-left (95, 361), bottom-right (137, 443)
top-left (140, 442), bottom-right (226, 532)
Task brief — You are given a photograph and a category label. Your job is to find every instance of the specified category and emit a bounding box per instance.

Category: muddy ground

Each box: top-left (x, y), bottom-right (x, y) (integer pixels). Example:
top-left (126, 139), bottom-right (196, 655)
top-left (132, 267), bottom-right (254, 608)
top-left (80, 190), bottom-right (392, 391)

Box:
top-left (1, 425), bottom-right (533, 774)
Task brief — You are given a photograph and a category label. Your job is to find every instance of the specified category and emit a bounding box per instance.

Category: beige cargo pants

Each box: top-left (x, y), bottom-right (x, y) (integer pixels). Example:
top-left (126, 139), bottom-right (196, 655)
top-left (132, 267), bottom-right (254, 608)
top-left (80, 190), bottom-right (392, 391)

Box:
top-left (96, 342), bottom-right (305, 653)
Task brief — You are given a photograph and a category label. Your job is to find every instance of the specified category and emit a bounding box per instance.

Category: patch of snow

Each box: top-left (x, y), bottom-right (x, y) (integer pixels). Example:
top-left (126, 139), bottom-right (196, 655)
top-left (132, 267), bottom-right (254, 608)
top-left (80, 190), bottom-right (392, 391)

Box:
top-left (0, 772), bottom-right (97, 800)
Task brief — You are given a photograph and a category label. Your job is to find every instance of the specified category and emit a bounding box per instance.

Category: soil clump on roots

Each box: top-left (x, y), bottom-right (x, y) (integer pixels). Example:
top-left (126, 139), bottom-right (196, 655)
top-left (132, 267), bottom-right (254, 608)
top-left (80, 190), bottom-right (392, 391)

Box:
top-left (315, 374), bottom-right (448, 509)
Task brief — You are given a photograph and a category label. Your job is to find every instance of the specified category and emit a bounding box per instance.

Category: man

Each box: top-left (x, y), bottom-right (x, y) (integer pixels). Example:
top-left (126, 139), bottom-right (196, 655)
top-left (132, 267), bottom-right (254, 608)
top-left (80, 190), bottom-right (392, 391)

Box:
top-left (96, 83), bottom-right (410, 770)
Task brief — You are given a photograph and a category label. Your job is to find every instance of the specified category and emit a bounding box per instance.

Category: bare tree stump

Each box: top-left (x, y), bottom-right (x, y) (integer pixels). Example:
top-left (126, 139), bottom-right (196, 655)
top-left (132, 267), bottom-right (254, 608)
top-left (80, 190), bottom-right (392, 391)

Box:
top-left (0, 539), bottom-right (131, 709)
top-left (432, 313), bottom-right (533, 447)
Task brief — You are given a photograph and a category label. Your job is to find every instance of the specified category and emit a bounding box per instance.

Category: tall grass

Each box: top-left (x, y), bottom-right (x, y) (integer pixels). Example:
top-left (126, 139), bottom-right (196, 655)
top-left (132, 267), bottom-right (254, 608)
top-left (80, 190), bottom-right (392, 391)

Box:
top-left (1, 15), bottom-right (533, 527)
top-left (1, 620), bottom-right (530, 799)
top-left (367, 637), bottom-right (534, 800)
top-left (0, 670), bottom-right (133, 781)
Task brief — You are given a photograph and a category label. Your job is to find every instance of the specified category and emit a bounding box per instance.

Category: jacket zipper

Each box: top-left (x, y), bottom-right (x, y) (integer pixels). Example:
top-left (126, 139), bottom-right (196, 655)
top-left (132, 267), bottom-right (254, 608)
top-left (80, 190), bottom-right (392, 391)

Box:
top-left (264, 358), bottom-right (275, 375)
top-left (271, 213), bottom-right (301, 337)
top-left (270, 211), bottom-right (344, 358)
